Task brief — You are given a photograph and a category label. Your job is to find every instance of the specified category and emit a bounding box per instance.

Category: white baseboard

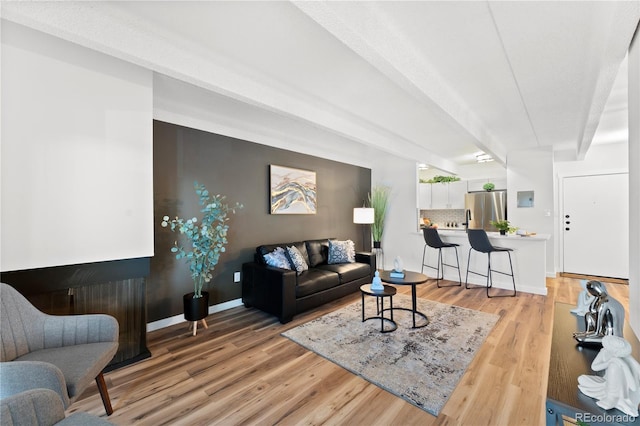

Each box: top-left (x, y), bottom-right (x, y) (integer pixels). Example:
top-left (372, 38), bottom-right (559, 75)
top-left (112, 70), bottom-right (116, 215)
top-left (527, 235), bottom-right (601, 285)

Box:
top-left (146, 298), bottom-right (244, 332)
top-left (448, 273), bottom-right (548, 296)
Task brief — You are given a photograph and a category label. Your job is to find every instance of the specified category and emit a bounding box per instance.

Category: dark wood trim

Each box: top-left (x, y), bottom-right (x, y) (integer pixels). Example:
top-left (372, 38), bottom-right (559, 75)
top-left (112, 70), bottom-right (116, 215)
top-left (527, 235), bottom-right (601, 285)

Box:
top-left (1, 257), bottom-right (150, 295)
top-left (1, 258), bottom-right (151, 371)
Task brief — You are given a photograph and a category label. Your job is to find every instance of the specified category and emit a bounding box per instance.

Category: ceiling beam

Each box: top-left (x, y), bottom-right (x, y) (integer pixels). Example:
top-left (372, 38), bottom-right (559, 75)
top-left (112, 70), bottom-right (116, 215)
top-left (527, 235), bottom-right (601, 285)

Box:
top-left (1, 1), bottom-right (458, 172)
top-left (293, 0), bottom-right (508, 166)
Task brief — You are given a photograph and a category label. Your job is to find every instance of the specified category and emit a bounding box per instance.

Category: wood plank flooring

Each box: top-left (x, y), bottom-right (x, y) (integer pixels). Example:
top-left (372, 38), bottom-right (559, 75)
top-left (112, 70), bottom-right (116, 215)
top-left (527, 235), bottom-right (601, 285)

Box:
top-left (69, 276), bottom-right (631, 425)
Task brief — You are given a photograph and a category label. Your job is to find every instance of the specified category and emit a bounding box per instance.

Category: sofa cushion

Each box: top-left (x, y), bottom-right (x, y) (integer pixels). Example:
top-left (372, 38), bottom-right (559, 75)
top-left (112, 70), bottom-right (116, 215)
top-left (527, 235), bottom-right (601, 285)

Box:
top-left (328, 239), bottom-right (355, 264)
top-left (286, 245), bottom-right (309, 274)
top-left (316, 262), bottom-right (371, 284)
top-left (306, 239), bottom-right (330, 267)
top-left (263, 247), bottom-right (292, 270)
top-left (295, 269), bottom-right (341, 298)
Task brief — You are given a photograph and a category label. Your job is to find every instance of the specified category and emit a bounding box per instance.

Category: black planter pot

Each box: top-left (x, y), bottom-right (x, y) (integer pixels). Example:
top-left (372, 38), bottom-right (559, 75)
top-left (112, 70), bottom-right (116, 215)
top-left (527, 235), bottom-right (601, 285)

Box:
top-left (373, 241), bottom-right (382, 249)
top-left (499, 230), bottom-right (506, 235)
top-left (183, 291), bottom-right (209, 321)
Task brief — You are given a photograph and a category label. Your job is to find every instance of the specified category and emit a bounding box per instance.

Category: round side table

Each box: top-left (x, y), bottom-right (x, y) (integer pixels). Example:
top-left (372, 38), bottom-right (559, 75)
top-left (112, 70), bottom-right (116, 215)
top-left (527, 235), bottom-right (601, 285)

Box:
top-left (378, 270), bottom-right (429, 328)
top-left (360, 284), bottom-right (397, 333)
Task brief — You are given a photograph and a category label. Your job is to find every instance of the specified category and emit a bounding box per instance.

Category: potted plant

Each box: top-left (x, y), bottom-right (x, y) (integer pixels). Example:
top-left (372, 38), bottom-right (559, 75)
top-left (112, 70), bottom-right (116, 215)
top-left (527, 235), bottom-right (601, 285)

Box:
top-left (483, 182), bottom-right (495, 191)
top-left (426, 175), bottom-right (461, 183)
top-left (161, 181), bottom-right (241, 335)
top-left (368, 185), bottom-right (391, 249)
top-left (490, 219), bottom-right (512, 235)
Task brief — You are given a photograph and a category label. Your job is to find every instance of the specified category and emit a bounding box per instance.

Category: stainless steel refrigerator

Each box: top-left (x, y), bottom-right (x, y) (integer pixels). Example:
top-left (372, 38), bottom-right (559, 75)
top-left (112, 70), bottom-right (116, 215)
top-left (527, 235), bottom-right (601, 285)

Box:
top-left (464, 191), bottom-right (507, 232)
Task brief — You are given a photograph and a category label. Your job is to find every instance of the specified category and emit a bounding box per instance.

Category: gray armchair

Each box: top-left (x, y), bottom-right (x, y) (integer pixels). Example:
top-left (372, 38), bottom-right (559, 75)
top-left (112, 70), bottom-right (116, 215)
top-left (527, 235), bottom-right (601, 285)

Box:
top-left (0, 388), bottom-right (113, 425)
top-left (0, 283), bottom-right (119, 415)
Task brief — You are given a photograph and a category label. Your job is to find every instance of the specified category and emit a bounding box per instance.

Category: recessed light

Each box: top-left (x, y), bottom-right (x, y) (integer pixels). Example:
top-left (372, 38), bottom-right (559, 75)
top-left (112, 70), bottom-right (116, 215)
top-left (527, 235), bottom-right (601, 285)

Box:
top-left (476, 153), bottom-right (493, 163)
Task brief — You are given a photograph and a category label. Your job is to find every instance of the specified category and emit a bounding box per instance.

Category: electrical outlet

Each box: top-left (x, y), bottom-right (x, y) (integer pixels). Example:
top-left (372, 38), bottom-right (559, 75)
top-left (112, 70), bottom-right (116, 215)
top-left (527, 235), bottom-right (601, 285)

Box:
top-left (234, 271), bottom-right (241, 283)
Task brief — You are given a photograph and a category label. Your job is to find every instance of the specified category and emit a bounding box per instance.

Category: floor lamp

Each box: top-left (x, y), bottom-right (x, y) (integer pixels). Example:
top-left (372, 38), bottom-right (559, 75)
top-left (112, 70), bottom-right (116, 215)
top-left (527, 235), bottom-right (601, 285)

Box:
top-left (353, 207), bottom-right (375, 251)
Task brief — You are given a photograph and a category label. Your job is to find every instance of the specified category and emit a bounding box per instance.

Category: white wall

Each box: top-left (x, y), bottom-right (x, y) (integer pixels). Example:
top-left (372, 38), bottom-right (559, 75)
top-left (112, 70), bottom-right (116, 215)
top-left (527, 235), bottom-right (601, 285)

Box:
top-left (506, 147), bottom-right (555, 276)
top-left (456, 161), bottom-right (507, 181)
top-left (153, 74), bottom-right (373, 169)
top-left (628, 26), bottom-right (639, 338)
top-left (370, 155), bottom-right (424, 272)
top-left (555, 142), bottom-right (629, 175)
top-left (1, 21), bottom-right (154, 271)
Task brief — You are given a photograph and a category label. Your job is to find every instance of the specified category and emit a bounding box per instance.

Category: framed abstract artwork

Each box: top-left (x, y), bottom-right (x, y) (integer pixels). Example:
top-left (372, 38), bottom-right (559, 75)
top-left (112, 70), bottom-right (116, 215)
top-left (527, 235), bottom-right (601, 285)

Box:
top-left (270, 165), bottom-right (317, 214)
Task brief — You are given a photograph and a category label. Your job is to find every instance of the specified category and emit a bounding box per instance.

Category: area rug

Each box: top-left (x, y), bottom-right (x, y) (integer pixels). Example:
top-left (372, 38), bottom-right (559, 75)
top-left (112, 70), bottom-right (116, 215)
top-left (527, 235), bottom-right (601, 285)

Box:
top-left (281, 295), bottom-right (500, 416)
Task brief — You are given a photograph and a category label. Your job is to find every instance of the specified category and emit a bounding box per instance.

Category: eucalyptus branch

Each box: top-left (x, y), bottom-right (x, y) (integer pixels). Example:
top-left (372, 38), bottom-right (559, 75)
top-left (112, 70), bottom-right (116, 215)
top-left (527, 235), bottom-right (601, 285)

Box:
top-left (161, 182), bottom-right (242, 298)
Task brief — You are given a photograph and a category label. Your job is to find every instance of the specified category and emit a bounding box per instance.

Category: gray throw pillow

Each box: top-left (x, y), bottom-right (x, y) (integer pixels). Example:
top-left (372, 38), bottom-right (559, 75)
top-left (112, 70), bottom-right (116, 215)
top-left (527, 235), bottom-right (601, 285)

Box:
top-left (287, 245), bottom-right (309, 274)
top-left (328, 239), bottom-right (355, 264)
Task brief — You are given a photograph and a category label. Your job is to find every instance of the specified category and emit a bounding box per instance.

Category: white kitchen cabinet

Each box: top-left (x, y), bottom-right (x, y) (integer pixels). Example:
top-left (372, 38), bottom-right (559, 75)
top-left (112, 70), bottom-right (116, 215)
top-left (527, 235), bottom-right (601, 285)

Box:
top-left (448, 180), bottom-right (467, 209)
top-left (418, 183), bottom-right (432, 209)
top-left (430, 183), bottom-right (449, 209)
top-left (429, 181), bottom-right (467, 209)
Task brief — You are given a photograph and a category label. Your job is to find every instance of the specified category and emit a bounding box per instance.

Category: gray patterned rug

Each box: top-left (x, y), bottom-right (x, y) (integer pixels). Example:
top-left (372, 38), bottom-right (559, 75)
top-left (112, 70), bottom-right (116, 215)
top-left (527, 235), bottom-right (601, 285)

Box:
top-left (282, 295), bottom-right (500, 416)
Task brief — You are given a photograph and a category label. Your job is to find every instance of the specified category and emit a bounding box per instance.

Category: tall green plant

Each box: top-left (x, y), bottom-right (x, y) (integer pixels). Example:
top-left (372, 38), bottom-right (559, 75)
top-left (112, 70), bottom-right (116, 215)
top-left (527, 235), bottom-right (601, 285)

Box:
top-left (161, 182), bottom-right (242, 298)
top-left (368, 185), bottom-right (391, 243)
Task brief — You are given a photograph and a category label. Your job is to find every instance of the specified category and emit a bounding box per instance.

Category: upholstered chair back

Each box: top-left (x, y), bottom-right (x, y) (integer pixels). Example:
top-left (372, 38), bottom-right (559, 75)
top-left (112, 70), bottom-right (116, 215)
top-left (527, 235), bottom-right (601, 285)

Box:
top-left (0, 283), bottom-right (118, 362)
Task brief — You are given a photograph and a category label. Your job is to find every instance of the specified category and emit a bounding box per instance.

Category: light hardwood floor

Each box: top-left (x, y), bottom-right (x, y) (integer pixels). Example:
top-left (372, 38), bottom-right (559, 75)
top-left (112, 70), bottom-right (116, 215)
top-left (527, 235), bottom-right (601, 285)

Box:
top-left (69, 276), bottom-right (630, 425)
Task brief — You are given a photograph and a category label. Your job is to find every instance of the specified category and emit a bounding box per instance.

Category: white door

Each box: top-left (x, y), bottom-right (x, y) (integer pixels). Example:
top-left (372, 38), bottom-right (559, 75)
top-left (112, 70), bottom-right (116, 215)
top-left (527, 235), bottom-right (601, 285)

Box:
top-left (563, 173), bottom-right (629, 279)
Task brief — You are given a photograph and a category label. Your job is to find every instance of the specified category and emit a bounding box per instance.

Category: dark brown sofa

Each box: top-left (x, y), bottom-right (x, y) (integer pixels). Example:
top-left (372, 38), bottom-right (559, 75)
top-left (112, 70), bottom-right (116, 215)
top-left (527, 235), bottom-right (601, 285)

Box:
top-left (241, 238), bottom-right (375, 323)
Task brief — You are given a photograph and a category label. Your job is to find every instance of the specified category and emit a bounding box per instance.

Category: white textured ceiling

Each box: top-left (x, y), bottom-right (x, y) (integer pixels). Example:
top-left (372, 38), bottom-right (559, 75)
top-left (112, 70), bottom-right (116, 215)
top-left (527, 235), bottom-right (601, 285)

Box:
top-left (2, 1), bottom-right (638, 173)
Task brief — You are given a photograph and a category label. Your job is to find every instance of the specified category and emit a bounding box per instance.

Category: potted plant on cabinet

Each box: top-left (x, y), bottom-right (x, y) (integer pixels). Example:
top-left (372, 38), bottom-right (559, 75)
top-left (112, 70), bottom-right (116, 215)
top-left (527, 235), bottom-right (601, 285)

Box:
top-left (161, 181), bottom-right (242, 336)
top-left (368, 185), bottom-right (391, 249)
top-left (490, 219), bottom-right (512, 235)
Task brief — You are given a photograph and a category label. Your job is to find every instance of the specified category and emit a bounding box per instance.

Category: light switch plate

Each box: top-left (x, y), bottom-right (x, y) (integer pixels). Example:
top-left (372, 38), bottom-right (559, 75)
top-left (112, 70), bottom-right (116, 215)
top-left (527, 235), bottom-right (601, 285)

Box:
top-left (234, 271), bottom-right (241, 283)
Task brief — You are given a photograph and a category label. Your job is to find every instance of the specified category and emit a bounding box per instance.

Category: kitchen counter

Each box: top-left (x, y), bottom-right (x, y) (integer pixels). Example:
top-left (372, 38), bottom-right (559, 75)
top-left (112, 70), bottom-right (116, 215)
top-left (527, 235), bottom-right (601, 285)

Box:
top-left (438, 229), bottom-right (551, 240)
top-left (419, 225), bottom-right (466, 232)
top-left (428, 226), bottom-right (466, 231)
top-left (419, 229), bottom-right (549, 295)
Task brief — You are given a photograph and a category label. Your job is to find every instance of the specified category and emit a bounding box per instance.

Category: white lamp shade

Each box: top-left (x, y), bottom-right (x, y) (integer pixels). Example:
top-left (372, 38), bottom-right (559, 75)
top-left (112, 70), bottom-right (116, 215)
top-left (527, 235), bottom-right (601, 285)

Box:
top-left (353, 207), bottom-right (375, 224)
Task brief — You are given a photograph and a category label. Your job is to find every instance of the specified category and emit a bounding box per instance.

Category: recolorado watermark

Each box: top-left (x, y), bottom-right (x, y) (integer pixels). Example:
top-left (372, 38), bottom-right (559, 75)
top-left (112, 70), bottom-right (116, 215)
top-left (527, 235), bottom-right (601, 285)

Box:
top-left (575, 412), bottom-right (635, 424)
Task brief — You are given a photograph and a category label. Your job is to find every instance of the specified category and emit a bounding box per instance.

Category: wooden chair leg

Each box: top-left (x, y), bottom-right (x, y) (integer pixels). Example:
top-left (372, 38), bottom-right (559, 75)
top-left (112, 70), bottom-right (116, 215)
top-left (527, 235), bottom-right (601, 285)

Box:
top-left (95, 373), bottom-right (114, 415)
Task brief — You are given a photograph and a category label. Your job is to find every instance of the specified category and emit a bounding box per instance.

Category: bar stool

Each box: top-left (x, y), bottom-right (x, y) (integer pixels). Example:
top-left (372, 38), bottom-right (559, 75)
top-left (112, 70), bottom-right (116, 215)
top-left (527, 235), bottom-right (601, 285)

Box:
top-left (465, 229), bottom-right (516, 298)
top-left (421, 227), bottom-right (462, 288)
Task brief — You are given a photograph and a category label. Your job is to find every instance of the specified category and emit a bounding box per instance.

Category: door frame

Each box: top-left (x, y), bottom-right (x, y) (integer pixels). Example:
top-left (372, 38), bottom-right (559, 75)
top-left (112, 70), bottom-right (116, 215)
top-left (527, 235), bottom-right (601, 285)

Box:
top-left (556, 168), bottom-right (629, 277)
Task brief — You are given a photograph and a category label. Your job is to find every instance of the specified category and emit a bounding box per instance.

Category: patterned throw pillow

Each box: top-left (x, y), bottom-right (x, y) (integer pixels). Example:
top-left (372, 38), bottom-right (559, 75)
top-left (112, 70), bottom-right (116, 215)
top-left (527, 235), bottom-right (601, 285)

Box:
top-left (287, 246), bottom-right (309, 274)
top-left (327, 239), bottom-right (356, 264)
top-left (263, 247), bottom-right (292, 270)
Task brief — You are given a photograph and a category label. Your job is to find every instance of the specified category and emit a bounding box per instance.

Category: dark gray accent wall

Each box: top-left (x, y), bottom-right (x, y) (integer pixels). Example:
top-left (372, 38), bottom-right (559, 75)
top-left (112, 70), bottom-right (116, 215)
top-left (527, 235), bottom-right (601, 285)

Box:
top-left (151, 120), bottom-right (371, 322)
